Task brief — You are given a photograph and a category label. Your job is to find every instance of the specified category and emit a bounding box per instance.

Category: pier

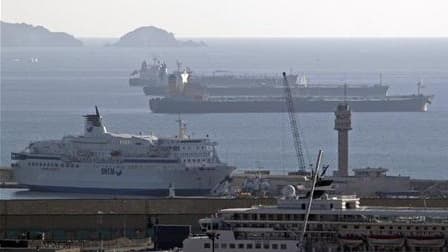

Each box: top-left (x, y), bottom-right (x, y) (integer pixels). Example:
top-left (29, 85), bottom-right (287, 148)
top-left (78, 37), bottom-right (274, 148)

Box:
top-left (1, 196), bottom-right (448, 241)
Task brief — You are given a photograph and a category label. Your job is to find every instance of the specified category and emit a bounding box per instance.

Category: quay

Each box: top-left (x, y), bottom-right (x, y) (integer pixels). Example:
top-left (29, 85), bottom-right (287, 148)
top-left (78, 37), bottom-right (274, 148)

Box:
top-left (1, 196), bottom-right (448, 241)
top-left (0, 197), bottom-right (274, 240)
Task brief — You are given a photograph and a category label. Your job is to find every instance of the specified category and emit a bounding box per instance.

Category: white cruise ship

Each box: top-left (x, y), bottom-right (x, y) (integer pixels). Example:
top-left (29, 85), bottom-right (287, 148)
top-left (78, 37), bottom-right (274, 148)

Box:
top-left (183, 180), bottom-right (448, 251)
top-left (11, 107), bottom-right (235, 195)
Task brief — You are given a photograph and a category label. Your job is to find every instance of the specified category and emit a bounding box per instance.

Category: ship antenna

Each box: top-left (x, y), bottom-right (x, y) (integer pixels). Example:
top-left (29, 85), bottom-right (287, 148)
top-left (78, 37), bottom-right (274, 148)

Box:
top-left (417, 79), bottom-right (424, 95)
top-left (95, 105), bottom-right (100, 117)
top-left (343, 83), bottom-right (347, 104)
top-left (176, 60), bottom-right (182, 73)
top-left (176, 114), bottom-right (187, 139)
top-left (379, 73), bottom-right (383, 86)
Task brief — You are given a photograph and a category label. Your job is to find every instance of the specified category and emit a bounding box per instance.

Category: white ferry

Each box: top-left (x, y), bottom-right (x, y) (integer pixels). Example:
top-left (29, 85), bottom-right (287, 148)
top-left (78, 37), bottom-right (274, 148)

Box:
top-left (11, 107), bottom-right (235, 195)
top-left (183, 180), bottom-right (448, 251)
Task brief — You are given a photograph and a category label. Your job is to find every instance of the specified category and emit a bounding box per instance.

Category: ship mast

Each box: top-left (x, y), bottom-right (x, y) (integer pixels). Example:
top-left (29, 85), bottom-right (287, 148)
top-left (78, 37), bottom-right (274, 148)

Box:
top-left (176, 115), bottom-right (187, 139)
top-left (417, 79), bottom-right (424, 95)
top-left (176, 60), bottom-right (182, 73)
top-left (298, 150), bottom-right (323, 252)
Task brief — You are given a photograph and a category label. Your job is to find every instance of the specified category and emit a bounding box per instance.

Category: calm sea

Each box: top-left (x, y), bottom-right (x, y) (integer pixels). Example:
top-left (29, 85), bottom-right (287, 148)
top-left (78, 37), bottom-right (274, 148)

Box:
top-left (1, 38), bottom-right (448, 184)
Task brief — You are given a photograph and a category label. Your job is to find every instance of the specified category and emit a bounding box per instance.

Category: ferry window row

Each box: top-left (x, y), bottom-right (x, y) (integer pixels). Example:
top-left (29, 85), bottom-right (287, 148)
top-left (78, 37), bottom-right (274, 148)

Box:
top-left (183, 158), bottom-right (211, 163)
top-left (119, 140), bottom-right (131, 145)
top-left (233, 213), bottom-right (307, 221)
top-left (28, 162), bottom-right (79, 168)
top-left (172, 146), bottom-right (206, 151)
top-left (178, 154), bottom-right (210, 159)
top-left (204, 242), bottom-right (287, 250)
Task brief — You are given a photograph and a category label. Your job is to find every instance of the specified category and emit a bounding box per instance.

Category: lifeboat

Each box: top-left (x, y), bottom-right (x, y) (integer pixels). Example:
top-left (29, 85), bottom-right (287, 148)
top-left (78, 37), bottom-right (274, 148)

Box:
top-left (338, 234), bottom-right (364, 248)
top-left (367, 234), bottom-right (405, 247)
top-left (407, 235), bottom-right (446, 248)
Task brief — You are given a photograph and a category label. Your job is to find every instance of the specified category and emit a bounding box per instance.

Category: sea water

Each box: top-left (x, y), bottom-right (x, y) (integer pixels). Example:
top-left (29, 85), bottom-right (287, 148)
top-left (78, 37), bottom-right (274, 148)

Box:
top-left (1, 38), bottom-right (448, 185)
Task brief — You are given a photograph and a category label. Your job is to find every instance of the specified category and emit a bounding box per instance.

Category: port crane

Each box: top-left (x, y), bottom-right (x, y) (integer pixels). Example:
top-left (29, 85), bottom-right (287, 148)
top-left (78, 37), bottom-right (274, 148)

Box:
top-left (282, 72), bottom-right (307, 171)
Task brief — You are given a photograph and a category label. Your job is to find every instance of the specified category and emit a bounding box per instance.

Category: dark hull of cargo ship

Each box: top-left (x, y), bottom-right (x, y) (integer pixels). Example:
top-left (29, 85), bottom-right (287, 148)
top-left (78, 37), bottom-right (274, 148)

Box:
top-left (149, 95), bottom-right (432, 113)
top-left (130, 78), bottom-right (167, 87)
top-left (130, 78), bottom-right (148, 87)
top-left (143, 85), bottom-right (388, 97)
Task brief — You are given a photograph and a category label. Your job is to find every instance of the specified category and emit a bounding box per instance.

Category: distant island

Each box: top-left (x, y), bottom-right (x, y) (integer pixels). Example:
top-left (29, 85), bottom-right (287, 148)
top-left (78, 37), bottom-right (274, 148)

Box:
top-left (0, 21), bottom-right (83, 47)
top-left (112, 26), bottom-right (206, 47)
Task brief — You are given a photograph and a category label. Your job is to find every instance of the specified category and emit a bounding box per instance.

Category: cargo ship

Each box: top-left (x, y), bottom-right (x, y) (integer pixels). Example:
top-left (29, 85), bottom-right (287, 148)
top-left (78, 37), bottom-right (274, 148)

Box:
top-left (143, 82), bottom-right (389, 97)
top-left (129, 60), bottom-right (389, 97)
top-left (150, 95), bottom-right (433, 113)
top-left (148, 71), bottom-right (433, 114)
top-left (129, 59), bottom-right (168, 87)
top-left (11, 107), bottom-right (235, 195)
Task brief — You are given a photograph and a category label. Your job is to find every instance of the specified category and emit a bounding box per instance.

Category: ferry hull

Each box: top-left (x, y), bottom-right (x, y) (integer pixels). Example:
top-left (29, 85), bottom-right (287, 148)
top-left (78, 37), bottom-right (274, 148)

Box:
top-left (149, 95), bottom-right (432, 114)
top-left (24, 185), bottom-right (210, 196)
top-left (13, 158), bottom-right (234, 196)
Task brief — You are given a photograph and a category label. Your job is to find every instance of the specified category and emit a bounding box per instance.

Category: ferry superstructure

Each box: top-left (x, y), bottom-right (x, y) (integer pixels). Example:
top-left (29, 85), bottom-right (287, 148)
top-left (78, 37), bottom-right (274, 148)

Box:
top-left (183, 183), bottom-right (448, 251)
top-left (11, 107), bottom-right (235, 195)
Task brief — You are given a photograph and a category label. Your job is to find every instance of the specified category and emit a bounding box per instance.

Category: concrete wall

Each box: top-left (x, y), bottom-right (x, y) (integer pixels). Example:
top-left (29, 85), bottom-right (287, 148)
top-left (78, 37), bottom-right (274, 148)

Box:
top-left (0, 198), bottom-right (275, 240)
top-left (332, 175), bottom-right (411, 197)
top-left (0, 168), bottom-right (14, 183)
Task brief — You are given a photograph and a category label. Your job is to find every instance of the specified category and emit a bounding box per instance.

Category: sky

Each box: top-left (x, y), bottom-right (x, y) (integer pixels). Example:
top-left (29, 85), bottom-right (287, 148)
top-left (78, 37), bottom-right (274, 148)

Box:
top-left (1, 0), bottom-right (448, 38)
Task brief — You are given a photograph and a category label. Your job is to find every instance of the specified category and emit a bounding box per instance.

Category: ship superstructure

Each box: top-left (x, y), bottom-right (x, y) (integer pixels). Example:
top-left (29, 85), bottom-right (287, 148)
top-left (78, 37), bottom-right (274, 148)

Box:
top-left (11, 107), bottom-right (235, 195)
top-left (183, 180), bottom-right (448, 251)
top-left (129, 58), bottom-right (168, 87)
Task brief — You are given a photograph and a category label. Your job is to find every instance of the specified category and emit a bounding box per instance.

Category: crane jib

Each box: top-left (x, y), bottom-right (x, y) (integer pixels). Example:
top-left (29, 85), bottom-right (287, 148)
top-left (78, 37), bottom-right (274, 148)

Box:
top-left (282, 72), bottom-right (306, 171)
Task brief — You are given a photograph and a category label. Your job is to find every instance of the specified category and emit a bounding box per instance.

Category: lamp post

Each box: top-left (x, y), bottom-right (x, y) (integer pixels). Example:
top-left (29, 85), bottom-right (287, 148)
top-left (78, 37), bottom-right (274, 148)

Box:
top-left (206, 232), bottom-right (220, 252)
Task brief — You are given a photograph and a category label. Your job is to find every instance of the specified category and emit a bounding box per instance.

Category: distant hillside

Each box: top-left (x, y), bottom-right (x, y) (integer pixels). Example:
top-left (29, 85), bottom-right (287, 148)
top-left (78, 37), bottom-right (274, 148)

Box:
top-left (112, 26), bottom-right (205, 47)
top-left (1, 21), bottom-right (83, 47)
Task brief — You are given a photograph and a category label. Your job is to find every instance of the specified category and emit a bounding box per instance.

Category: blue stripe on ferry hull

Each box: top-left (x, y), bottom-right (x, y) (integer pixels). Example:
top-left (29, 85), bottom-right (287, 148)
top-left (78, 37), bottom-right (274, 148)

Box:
top-left (24, 185), bottom-right (211, 196)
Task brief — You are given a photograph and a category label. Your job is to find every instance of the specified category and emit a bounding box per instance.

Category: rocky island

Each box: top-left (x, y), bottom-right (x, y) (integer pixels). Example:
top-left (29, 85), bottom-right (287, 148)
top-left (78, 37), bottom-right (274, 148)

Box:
top-left (1, 21), bottom-right (83, 47)
top-left (112, 26), bottom-right (206, 47)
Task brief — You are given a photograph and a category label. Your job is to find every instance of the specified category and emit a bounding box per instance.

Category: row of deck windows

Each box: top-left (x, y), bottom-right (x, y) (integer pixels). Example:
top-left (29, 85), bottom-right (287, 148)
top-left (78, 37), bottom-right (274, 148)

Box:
top-left (171, 146), bottom-right (206, 151)
top-left (204, 242), bottom-right (287, 250)
top-left (28, 162), bottom-right (79, 168)
top-left (183, 159), bottom-right (211, 163)
top-left (342, 225), bottom-right (445, 231)
top-left (228, 222), bottom-right (446, 232)
top-left (233, 213), bottom-right (323, 221)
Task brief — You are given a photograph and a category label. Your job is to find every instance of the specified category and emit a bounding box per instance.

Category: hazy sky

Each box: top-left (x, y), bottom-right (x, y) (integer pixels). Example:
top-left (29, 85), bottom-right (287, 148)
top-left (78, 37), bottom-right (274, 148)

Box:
top-left (2, 0), bottom-right (448, 38)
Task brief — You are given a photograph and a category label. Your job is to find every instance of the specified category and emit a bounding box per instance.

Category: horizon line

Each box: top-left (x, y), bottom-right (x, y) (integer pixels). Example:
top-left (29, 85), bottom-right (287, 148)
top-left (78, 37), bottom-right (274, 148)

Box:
top-left (79, 36), bottom-right (448, 39)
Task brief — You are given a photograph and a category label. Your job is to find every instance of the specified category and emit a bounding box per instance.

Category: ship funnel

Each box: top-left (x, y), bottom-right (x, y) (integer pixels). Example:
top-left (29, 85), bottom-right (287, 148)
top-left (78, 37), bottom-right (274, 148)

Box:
top-left (83, 106), bottom-right (107, 137)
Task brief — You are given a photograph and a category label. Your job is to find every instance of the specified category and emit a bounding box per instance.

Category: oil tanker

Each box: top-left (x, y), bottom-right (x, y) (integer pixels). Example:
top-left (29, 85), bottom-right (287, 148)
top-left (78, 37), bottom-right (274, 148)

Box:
top-left (129, 60), bottom-right (389, 97)
top-left (148, 71), bottom-right (433, 114)
top-left (149, 95), bottom-right (433, 113)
